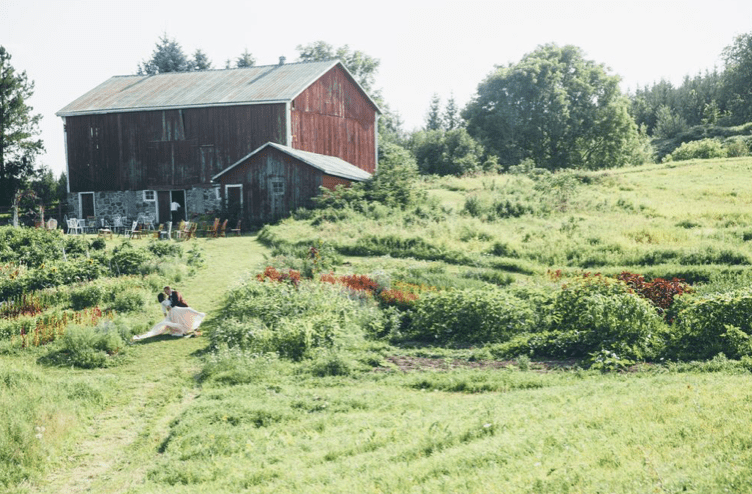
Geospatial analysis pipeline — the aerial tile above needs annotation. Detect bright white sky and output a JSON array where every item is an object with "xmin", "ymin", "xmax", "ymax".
[{"xmin": 1, "ymin": 0, "xmax": 750, "ymax": 178}]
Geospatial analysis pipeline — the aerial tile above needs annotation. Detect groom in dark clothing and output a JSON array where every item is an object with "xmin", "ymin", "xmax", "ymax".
[{"xmin": 164, "ymin": 286, "xmax": 188, "ymax": 308}]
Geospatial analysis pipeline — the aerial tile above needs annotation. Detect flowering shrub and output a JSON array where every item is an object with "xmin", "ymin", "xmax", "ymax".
[{"xmin": 256, "ymin": 266, "xmax": 302, "ymax": 287}]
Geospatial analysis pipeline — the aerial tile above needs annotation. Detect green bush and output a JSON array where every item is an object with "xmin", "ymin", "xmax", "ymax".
[
  {"xmin": 69, "ymin": 283, "xmax": 104, "ymax": 310},
  {"xmin": 664, "ymin": 139, "xmax": 727, "ymax": 162},
  {"xmin": 213, "ymin": 278, "xmax": 370, "ymax": 359},
  {"xmin": 147, "ymin": 240, "xmax": 183, "ymax": 258},
  {"xmin": 110, "ymin": 248, "xmax": 152, "ymax": 275},
  {"xmin": 408, "ymin": 288, "xmax": 537, "ymax": 345},
  {"xmin": 89, "ymin": 238, "xmax": 107, "ymax": 251},
  {"xmin": 110, "ymin": 288, "xmax": 146, "ymax": 313},
  {"xmin": 59, "ymin": 323, "xmax": 126, "ymax": 368},
  {"xmin": 548, "ymin": 276, "xmax": 667, "ymax": 360},
  {"xmin": 669, "ymin": 288, "xmax": 752, "ymax": 360}
]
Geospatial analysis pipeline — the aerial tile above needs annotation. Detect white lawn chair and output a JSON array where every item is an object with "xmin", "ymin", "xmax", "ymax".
[
  {"xmin": 66, "ymin": 218, "xmax": 82, "ymax": 235},
  {"xmin": 113, "ymin": 216, "xmax": 124, "ymax": 235}
]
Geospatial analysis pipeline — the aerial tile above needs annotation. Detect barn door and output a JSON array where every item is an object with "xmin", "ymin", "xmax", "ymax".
[{"xmin": 157, "ymin": 191, "xmax": 171, "ymax": 223}]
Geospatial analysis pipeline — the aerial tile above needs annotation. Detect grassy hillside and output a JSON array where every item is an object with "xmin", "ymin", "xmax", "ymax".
[{"xmin": 5, "ymin": 157, "xmax": 752, "ymax": 493}]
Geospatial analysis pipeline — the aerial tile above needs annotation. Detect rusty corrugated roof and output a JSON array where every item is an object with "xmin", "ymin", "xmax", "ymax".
[
  {"xmin": 213, "ymin": 142, "xmax": 372, "ymax": 182},
  {"xmin": 57, "ymin": 60, "xmax": 377, "ymax": 116}
]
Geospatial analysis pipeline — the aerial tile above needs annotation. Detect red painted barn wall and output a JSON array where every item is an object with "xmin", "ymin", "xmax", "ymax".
[
  {"xmin": 321, "ymin": 175, "xmax": 352, "ymax": 190},
  {"xmin": 66, "ymin": 103, "xmax": 287, "ymax": 192},
  {"xmin": 291, "ymin": 65, "xmax": 377, "ymax": 174}
]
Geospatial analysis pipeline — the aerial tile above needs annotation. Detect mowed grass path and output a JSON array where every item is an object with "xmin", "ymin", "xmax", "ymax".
[{"xmin": 29, "ymin": 235, "xmax": 268, "ymax": 494}]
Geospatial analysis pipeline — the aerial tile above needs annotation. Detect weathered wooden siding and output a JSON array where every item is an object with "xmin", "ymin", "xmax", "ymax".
[
  {"xmin": 217, "ymin": 146, "xmax": 323, "ymax": 223},
  {"xmin": 66, "ymin": 104, "xmax": 287, "ymax": 192},
  {"xmin": 291, "ymin": 65, "xmax": 377, "ymax": 174}
]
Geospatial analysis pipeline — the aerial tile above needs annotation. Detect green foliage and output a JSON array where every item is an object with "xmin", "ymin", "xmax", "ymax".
[
  {"xmin": 0, "ymin": 226, "xmax": 67, "ymax": 267},
  {"xmin": 58, "ymin": 321, "xmax": 127, "ymax": 368},
  {"xmin": 664, "ymin": 138, "xmax": 728, "ymax": 161},
  {"xmin": 69, "ymin": 283, "xmax": 103, "ymax": 310},
  {"xmin": 147, "ymin": 240, "xmax": 183, "ymax": 258},
  {"xmin": 464, "ymin": 43, "xmax": 639, "ymax": 170},
  {"xmin": 89, "ymin": 237, "xmax": 106, "ymax": 251},
  {"xmin": 0, "ymin": 46, "xmax": 44, "ymax": 207},
  {"xmin": 547, "ymin": 276, "xmax": 667, "ymax": 360},
  {"xmin": 137, "ymin": 33, "xmax": 191, "ymax": 75},
  {"xmin": 110, "ymin": 288, "xmax": 146, "ymax": 313},
  {"xmin": 212, "ymin": 278, "xmax": 370, "ymax": 359},
  {"xmin": 110, "ymin": 246, "xmax": 152, "ymax": 275},
  {"xmin": 410, "ymin": 128, "xmax": 497, "ymax": 176},
  {"xmin": 408, "ymin": 288, "xmax": 537, "ymax": 345},
  {"xmin": 669, "ymin": 288, "xmax": 752, "ymax": 360},
  {"xmin": 653, "ymin": 105, "xmax": 689, "ymax": 139},
  {"xmin": 296, "ymin": 40, "xmax": 380, "ymax": 92},
  {"xmin": 722, "ymin": 32, "xmax": 752, "ymax": 124}
]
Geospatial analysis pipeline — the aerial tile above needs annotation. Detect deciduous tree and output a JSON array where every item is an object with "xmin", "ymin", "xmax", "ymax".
[
  {"xmin": 464, "ymin": 44, "xmax": 640, "ymax": 170},
  {"xmin": 296, "ymin": 41, "xmax": 380, "ymax": 92},
  {"xmin": 0, "ymin": 46, "xmax": 44, "ymax": 207}
]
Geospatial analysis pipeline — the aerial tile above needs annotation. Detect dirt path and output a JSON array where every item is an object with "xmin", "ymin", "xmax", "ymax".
[{"xmin": 30, "ymin": 236, "xmax": 268, "ymax": 494}]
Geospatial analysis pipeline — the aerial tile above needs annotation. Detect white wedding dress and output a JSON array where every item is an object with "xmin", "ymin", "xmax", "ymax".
[{"xmin": 133, "ymin": 299, "xmax": 206, "ymax": 340}]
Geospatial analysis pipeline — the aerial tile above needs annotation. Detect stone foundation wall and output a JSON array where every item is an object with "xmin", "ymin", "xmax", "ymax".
[{"xmin": 67, "ymin": 187, "xmax": 221, "ymax": 225}]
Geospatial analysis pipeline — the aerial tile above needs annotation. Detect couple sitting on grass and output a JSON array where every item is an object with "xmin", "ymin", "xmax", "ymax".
[{"xmin": 132, "ymin": 286, "xmax": 205, "ymax": 341}]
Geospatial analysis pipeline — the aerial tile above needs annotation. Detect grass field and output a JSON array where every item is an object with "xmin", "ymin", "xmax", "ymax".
[{"xmin": 5, "ymin": 157, "xmax": 752, "ymax": 493}]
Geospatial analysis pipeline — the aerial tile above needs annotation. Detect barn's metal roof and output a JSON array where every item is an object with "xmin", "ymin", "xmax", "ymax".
[
  {"xmin": 213, "ymin": 142, "xmax": 372, "ymax": 182},
  {"xmin": 57, "ymin": 60, "xmax": 379, "ymax": 117}
]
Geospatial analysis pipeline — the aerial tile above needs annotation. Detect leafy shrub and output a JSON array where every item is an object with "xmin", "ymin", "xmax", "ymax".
[
  {"xmin": 59, "ymin": 322, "xmax": 126, "ymax": 368},
  {"xmin": 668, "ymin": 288, "xmax": 752, "ymax": 360},
  {"xmin": 548, "ymin": 276, "xmax": 667, "ymax": 360},
  {"xmin": 725, "ymin": 139, "xmax": 749, "ymax": 157},
  {"xmin": 408, "ymin": 288, "xmax": 537, "ymax": 345},
  {"xmin": 214, "ymin": 278, "xmax": 369, "ymax": 358},
  {"xmin": 69, "ymin": 284, "xmax": 104, "ymax": 310},
  {"xmin": 664, "ymin": 138, "xmax": 727, "ymax": 162},
  {"xmin": 89, "ymin": 238, "xmax": 107, "ymax": 251},
  {"xmin": 147, "ymin": 240, "xmax": 183, "ymax": 258},
  {"xmin": 110, "ymin": 248, "xmax": 152, "ymax": 275},
  {"xmin": 110, "ymin": 288, "xmax": 146, "ymax": 313}
]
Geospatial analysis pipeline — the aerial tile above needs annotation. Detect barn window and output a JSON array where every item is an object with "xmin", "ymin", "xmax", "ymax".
[
  {"xmin": 272, "ymin": 181, "xmax": 285, "ymax": 195},
  {"xmin": 143, "ymin": 190, "xmax": 156, "ymax": 202}
]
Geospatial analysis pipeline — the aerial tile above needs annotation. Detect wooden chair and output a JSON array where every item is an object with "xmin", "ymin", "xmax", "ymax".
[
  {"xmin": 218, "ymin": 219, "xmax": 228, "ymax": 237},
  {"xmin": 231, "ymin": 219, "xmax": 242, "ymax": 236},
  {"xmin": 187, "ymin": 222, "xmax": 198, "ymax": 239},
  {"xmin": 176, "ymin": 221, "xmax": 191, "ymax": 240},
  {"xmin": 113, "ymin": 216, "xmax": 125, "ymax": 235},
  {"xmin": 204, "ymin": 218, "xmax": 219, "ymax": 237},
  {"xmin": 153, "ymin": 224, "xmax": 164, "ymax": 239},
  {"xmin": 126, "ymin": 220, "xmax": 143, "ymax": 239}
]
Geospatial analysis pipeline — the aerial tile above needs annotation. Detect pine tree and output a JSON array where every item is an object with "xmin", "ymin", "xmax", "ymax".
[
  {"xmin": 443, "ymin": 93, "xmax": 460, "ymax": 130},
  {"xmin": 191, "ymin": 49, "xmax": 212, "ymax": 71},
  {"xmin": 0, "ymin": 46, "xmax": 44, "ymax": 207},
  {"xmin": 425, "ymin": 93, "xmax": 443, "ymax": 131},
  {"xmin": 137, "ymin": 34, "xmax": 190, "ymax": 75},
  {"xmin": 235, "ymin": 49, "xmax": 256, "ymax": 68}
]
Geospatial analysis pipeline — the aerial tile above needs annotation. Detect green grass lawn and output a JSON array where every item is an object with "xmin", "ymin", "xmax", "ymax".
[{"xmin": 8, "ymin": 159, "xmax": 752, "ymax": 493}]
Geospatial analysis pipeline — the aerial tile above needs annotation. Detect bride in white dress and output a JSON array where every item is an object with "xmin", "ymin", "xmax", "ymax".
[{"xmin": 133, "ymin": 293, "xmax": 206, "ymax": 340}]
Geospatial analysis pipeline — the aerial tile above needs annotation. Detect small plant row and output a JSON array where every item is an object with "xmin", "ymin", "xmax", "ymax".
[{"xmin": 4, "ymin": 306, "xmax": 115, "ymax": 348}]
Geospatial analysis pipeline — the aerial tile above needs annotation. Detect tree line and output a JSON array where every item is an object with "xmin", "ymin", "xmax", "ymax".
[{"xmin": 3, "ymin": 32, "xmax": 752, "ymax": 213}]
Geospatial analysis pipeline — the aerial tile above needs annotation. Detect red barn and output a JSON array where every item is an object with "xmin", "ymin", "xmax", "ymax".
[{"xmin": 56, "ymin": 59, "xmax": 379, "ymax": 224}]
